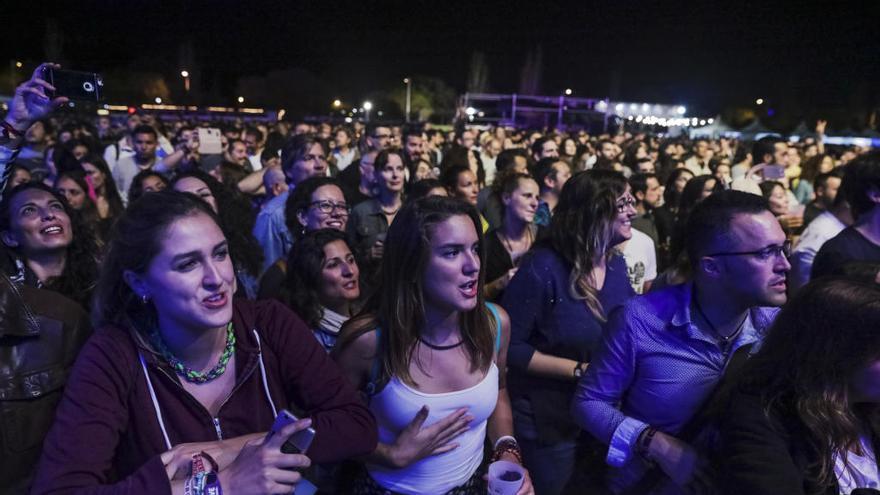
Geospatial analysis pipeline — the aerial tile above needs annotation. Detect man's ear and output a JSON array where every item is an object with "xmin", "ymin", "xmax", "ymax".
[
  {"xmin": 0, "ymin": 230, "xmax": 19, "ymax": 249},
  {"xmin": 867, "ymin": 188, "xmax": 880, "ymax": 205},
  {"xmin": 123, "ymin": 270, "xmax": 148, "ymax": 300},
  {"xmin": 698, "ymin": 256, "xmax": 723, "ymax": 279}
]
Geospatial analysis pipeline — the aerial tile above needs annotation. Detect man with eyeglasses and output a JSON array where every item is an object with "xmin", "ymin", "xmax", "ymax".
[
  {"xmin": 366, "ymin": 125, "xmax": 394, "ymax": 151},
  {"xmin": 253, "ymin": 134, "xmax": 329, "ymax": 273},
  {"xmin": 572, "ymin": 190, "xmax": 788, "ymax": 494}
]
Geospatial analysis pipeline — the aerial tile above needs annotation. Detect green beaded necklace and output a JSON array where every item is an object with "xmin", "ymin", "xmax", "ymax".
[{"xmin": 150, "ymin": 322, "xmax": 236, "ymax": 384}]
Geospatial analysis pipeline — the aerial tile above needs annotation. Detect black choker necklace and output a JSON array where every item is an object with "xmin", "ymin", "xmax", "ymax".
[{"xmin": 419, "ymin": 337, "xmax": 464, "ymax": 351}]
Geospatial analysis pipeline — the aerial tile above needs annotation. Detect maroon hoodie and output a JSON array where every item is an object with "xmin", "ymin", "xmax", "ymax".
[{"xmin": 32, "ymin": 299, "xmax": 377, "ymax": 494}]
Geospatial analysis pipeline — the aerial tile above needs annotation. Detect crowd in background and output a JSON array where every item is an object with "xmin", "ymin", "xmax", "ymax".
[{"xmin": 2, "ymin": 64, "xmax": 880, "ymax": 495}]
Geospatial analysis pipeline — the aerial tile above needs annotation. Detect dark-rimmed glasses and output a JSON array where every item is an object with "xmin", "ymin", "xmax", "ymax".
[
  {"xmin": 706, "ymin": 241, "xmax": 791, "ymax": 261},
  {"xmin": 309, "ymin": 200, "xmax": 350, "ymax": 215}
]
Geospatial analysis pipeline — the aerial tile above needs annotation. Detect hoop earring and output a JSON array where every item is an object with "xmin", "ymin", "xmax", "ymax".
[{"xmin": 141, "ymin": 294, "xmax": 150, "ymax": 304}]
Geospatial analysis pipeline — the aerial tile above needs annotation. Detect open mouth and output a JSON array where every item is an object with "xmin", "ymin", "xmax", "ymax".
[
  {"xmin": 40, "ymin": 225, "xmax": 64, "ymax": 235},
  {"xmin": 343, "ymin": 280, "xmax": 358, "ymax": 290},
  {"xmin": 203, "ymin": 292, "xmax": 228, "ymax": 308},
  {"xmin": 459, "ymin": 279, "xmax": 478, "ymax": 298}
]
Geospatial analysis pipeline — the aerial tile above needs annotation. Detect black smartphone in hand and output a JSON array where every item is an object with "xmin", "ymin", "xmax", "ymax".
[
  {"xmin": 42, "ymin": 67, "xmax": 103, "ymax": 101},
  {"xmin": 267, "ymin": 409, "xmax": 316, "ymax": 455}
]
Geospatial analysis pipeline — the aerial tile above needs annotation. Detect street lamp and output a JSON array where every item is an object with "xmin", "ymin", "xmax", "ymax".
[
  {"xmin": 15, "ymin": 61, "xmax": 23, "ymax": 69},
  {"xmin": 403, "ymin": 77, "xmax": 412, "ymax": 123},
  {"xmin": 363, "ymin": 101, "xmax": 373, "ymax": 121},
  {"xmin": 180, "ymin": 70, "xmax": 191, "ymax": 104},
  {"xmin": 237, "ymin": 96, "xmax": 245, "ymax": 104},
  {"xmin": 332, "ymin": 99, "xmax": 342, "ymax": 108},
  {"xmin": 564, "ymin": 88, "xmax": 572, "ymax": 96},
  {"xmin": 755, "ymin": 98, "xmax": 764, "ymax": 105}
]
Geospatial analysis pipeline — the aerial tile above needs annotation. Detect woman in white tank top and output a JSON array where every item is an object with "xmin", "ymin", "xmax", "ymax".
[{"xmin": 335, "ymin": 196, "xmax": 534, "ymax": 495}]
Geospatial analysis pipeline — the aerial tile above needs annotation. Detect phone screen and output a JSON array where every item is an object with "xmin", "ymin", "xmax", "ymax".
[{"xmin": 45, "ymin": 68, "xmax": 103, "ymax": 101}]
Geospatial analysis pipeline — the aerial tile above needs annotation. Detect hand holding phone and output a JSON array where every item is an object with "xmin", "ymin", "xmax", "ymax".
[
  {"xmin": 266, "ymin": 409, "xmax": 316, "ymax": 455},
  {"xmin": 41, "ymin": 67, "xmax": 103, "ymax": 101}
]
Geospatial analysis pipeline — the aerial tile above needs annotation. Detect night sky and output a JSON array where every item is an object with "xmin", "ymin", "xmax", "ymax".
[{"xmin": 3, "ymin": 1, "xmax": 879, "ymax": 120}]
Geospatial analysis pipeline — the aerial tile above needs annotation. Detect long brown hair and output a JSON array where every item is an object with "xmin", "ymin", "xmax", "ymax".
[
  {"xmin": 548, "ymin": 169, "xmax": 627, "ymax": 320},
  {"xmin": 742, "ymin": 278, "xmax": 880, "ymax": 490},
  {"xmin": 337, "ymin": 196, "xmax": 494, "ymax": 387},
  {"xmin": 92, "ymin": 191, "xmax": 220, "ymax": 334}
]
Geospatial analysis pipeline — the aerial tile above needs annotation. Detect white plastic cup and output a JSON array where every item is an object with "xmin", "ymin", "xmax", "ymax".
[{"xmin": 488, "ymin": 460, "xmax": 525, "ymax": 495}]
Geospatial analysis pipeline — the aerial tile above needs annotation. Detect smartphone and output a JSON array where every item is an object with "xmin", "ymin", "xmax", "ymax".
[
  {"xmin": 42, "ymin": 67, "xmax": 103, "ymax": 101},
  {"xmin": 763, "ymin": 164, "xmax": 785, "ymax": 180},
  {"xmin": 197, "ymin": 128, "xmax": 223, "ymax": 155},
  {"xmin": 267, "ymin": 409, "xmax": 316, "ymax": 455}
]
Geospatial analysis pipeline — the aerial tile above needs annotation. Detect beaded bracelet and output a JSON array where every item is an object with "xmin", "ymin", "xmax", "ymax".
[{"xmin": 491, "ymin": 437, "xmax": 523, "ymax": 465}]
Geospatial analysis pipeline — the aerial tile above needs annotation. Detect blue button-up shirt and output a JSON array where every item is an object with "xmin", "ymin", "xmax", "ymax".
[
  {"xmin": 571, "ymin": 283, "xmax": 778, "ymax": 493},
  {"xmin": 253, "ymin": 189, "xmax": 293, "ymax": 274}
]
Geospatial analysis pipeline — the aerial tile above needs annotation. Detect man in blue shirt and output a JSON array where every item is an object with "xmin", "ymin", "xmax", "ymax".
[
  {"xmin": 253, "ymin": 134, "xmax": 328, "ymax": 273},
  {"xmin": 572, "ymin": 190, "xmax": 790, "ymax": 494}
]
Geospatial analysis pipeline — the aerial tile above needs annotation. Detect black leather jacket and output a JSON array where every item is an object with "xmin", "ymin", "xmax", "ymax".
[{"xmin": 0, "ymin": 272, "xmax": 91, "ymax": 494}]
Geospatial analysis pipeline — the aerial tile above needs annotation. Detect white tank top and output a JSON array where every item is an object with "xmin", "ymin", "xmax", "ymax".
[{"xmin": 367, "ymin": 363, "xmax": 499, "ymax": 494}]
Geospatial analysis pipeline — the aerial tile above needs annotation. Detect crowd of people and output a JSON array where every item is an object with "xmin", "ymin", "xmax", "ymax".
[{"xmin": 2, "ymin": 63, "xmax": 880, "ymax": 495}]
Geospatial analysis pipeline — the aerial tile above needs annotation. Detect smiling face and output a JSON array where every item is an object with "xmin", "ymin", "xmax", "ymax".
[
  {"xmin": 317, "ymin": 239, "xmax": 360, "ymax": 309},
  {"xmin": 298, "ymin": 184, "xmax": 349, "ymax": 232},
  {"xmin": 127, "ymin": 212, "xmax": 235, "ymax": 336},
  {"xmin": 173, "ymin": 177, "xmax": 218, "ymax": 214},
  {"xmin": 612, "ymin": 185, "xmax": 637, "ymax": 244},
  {"xmin": 2, "ymin": 188, "xmax": 73, "ymax": 257},
  {"xmin": 422, "ymin": 214, "xmax": 481, "ymax": 315}
]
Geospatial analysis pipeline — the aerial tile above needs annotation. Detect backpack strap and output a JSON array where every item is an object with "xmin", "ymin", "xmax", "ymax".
[{"xmin": 487, "ymin": 302, "xmax": 502, "ymax": 354}]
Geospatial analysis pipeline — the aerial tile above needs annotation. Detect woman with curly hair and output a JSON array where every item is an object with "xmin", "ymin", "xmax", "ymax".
[
  {"xmin": 0, "ymin": 182, "xmax": 100, "ymax": 308},
  {"xmin": 721, "ymin": 278, "xmax": 880, "ymax": 494},
  {"xmin": 172, "ymin": 170, "xmax": 263, "ymax": 299},
  {"xmin": 283, "ymin": 229, "xmax": 360, "ymax": 352}
]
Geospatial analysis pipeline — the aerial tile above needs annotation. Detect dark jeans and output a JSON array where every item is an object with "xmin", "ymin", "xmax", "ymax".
[{"xmin": 513, "ymin": 398, "xmax": 578, "ymax": 495}]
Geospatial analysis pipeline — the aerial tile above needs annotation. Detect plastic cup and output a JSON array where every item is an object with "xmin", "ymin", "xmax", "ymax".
[{"xmin": 488, "ymin": 460, "xmax": 525, "ymax": 495}]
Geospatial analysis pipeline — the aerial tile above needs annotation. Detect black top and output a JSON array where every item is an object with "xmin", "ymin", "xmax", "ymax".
[
  {"xmin": 483, "ymin": 226, "xmax": 546, "ymax": 302},
  {"xmin": 811, "ymin": 226, "xmax": 880, "ymax": 280},
  {"xmin": 720, "ymin": 384, "xmax": 880, "ymax": 495}
]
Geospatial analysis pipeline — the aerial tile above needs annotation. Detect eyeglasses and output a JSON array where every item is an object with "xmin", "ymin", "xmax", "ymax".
[
  {"xmin": 309, "ymin": 200, "xmax": 350, "ymax": 215},
  {"xmin": 707, "ymin": 241, "xmax": 791, "ymax": 261},
  {"xmin": 373, "ymin": 134, "xmax": 392, "ymax": 140},
  {"xmin": 302, "ymin": 153, "xmax": 327, "ymax": 163},
  {"xmin": 616, "ymin": 196, "xmax": 637, "ymax": 212}
]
